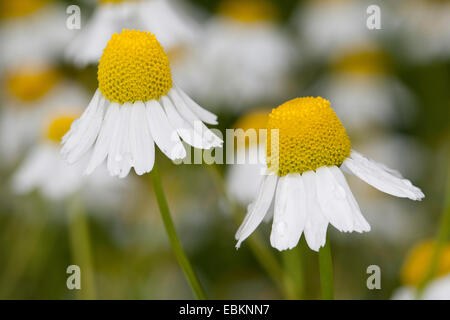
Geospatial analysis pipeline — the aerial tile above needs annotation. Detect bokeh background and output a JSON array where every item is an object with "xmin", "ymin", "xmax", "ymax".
[{"xmin": 0, "ymin": 0, "xmax": 449, "ymax": 299}]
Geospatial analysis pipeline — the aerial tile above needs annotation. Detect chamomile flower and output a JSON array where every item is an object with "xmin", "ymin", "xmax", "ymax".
[
  {"xmin": 392, "ymin": 240, "xmax": 450, "ymax": 300},
  {"xmin": 66, "ymin": 0, "xmax": 198, "ymax": 67},
  {"xmin": 0, "ymin": 0, "xmax": 71, "ymax": 69},
  {"xmin": 61, "ymin": 29, "xmax": 222, "ymax": 178},
  {"xmin": 396, "ymin": 0, "xmax": 450, "ymax": 62},
  {"xmin": 226, "ymin": 109, "xmax": 269, "ymax": 206},
  {"xmin": 0, "ymin": 64, "xmax": 88, "ymax": 164},
  {"xmin": 294, "ymin": 0, "xmax": 391, "ymax": 58},
  {"xmin": 235, "ymin": 97, "xmax": 424, "ymax": 252},
  {"xmin": 174, "ymin": 0, "xmax": 294, "ymax": 108},
  {"xmin": 12, "ymin": 110, "xmax": 124, "ymax": 201},
  {"xmin": 312, "ymin": 47, "xmax": 415, "ymax": 131}
]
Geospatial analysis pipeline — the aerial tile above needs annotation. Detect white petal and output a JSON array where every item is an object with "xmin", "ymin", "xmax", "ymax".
[
  {"xmin": 146, "ymin": 100, "xmax": 186, "ymax": 160},
  {"xmin": 302, "ymin": 170, "xmax": 328, "ymax": 252},
  {"xmin": 107, "ymin": 104, "xmax": 133, "ymax": 178},
  {"xmin": 235, "ymin": 174, "xmax": 278, "ymax": 248},
  {"xmin": 343, "ymin": 150, "xmax": 424, "ymax": 200},
  {"xmin": 329, "ymin": 166, "xmax": 370, "ymax": 233},
  {"xmin": 316, "ymin": 166, "xmax": 355, "ymax": 232},
  {"xmin": 117, "ymin": 104, "xmax": 133, "ymax": 178},
  {"xmin": 161, "ymin": 95, "xmax": 219, "ymax": 149},
  {"xmin": 270, "ymin": 173, "xmax": 307, "ymax": 251},
  {"xmin": 85, "ymin": 102, "xmax": 120, "ymax": 175},
  {"xmin": 175, "ymin": 86, "xmax": 218, "ymax": 125},
  {"xmin": 130, "ymin": 101, "xmax": 155, "ymax": 175},
  {"xmin": 61, "ymin": 89, "xmax": 105, "ymax": 163},
  {"xmin": 168, "ymin": 89, "xmax": 222, "ymax": 149}
]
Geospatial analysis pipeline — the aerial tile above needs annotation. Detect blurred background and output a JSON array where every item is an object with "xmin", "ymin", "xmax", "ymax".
[{"xmin": 0, "ymin": 0, "xmax": 449, "ymax": 299}]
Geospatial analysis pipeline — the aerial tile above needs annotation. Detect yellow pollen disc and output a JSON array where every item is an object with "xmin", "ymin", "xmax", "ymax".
[
  {"xmin": 0, "ymin": 0, "xmax": 49, "ymax": 20},
  {"xmin": 4, "ymin": 66, "xmax": 61, "ymax": 103},
  {"xmin": 45, "ymin": 115, "xmax": 77, "ymax": 143},
  {"xmin": 331, "ymin": 50, "xmax": 389, "ymax": 75},
  {"xmin": 98, "ymin": 29, "xmax": 173, "ymax": 104},
  {"xmin": 233, "ymin": 109, "xmax": 270, "ymax": 149},
  {"xmin": 218, "ymin": 0, "xmax": 277, "ymax": 23},
  {"xmin": 401, "ymin": 240, "xmax": 450, "ymax": 287},
  {"xmin": 267, "ymin": 97, "xmax": 351, "ymax": 176}
]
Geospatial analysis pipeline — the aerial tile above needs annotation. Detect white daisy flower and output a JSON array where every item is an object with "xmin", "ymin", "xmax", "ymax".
[
  {"xmin": 0, "ymin": 0, "xmax": 71, "ymax": 70},
  {"xmin": 226, "ymin": 109, "xmax": 270, "ymax": 206},
  {"xmin": 235, "ymin": 97, "xmax": 424, "ymax": 252},
  {"xmin": 395, "ymin": 0, "xmax": 450, "ymax": 62},
  {"xmin": 294, "ymin": 0, "xmax": 391, "ymax": 58},
  {"xmin": 0, "ymin": 64, "xmax": 88, "ymax": 165},
  {"xmin": 12, "ymin": 111, "xmax": 124, "ymax": 200},
  {"xmin": 66, "ymin": 0, "xmax": 199, "ymax": 67},
  {"xmin": 61, "ymin": 29, "xmax": 222, "ymax": 178},
  {"xmin": 392, "ymin": 240, "xmax": 450, "ymax": 300},
  {"xmin": 311, "ymin": 47, "xmax": 415, "ymax": 131},
  {"xmin": 174, "ymin": 0, "xmax": 295, "ymax": 109}
]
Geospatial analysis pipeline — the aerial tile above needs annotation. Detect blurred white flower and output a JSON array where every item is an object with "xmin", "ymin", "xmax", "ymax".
[
  {"xmin": 66, "ymin": 0, "xmax": 199, "ymax": 67},
  {"xmin": 395, "ymin": 0, "xmax": 450, "ymax": 62},
  {"xmin": 310, "ymin": 47, "xmax": 416, "ymax": 132},
  {"xmin": 0, "ymin": 63, "xmax": 89, "ymax": 165},
  {"xmin": 12, "ymin": 109, "xmax": 126, "ymax": 201},
  {"xmin": 294, "ymin": 0, "xmax": 390, "ymax": 58},
  {"xmin": 392, "ymin": 240, "xmax": 450, "ymax": 300},
  {"xmin": 0, "ymin": 0, "xmax": 71, "ymax": 70},
  {"xmin": 226, "ymin": 109, "xmax": 270, "ymax": 206},
  {"xmin": 174, "ymin": 0, "xmax": 295, "ymax": 110}
]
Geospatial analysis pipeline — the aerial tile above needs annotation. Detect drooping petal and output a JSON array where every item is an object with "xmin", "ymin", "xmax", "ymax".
[
  {"xmin": 343, "ymin": 150, "xmax": 424, "ymax": 200},
  {"xmin": 162, "ymin": 95, "xmax": 220, "ymax": 149},
  {"xmin": 85, "ymin": 102, "xmax": 120, "ymax": 175},
  {"xmin": 62, "ymin": 89, "xmax": 105, "ymax": 163},
  {"xmin": 146, "ymin": 100, "xmax": 186, "ymax": 160},
  {"xmin": 167, "ymin": 89, "xmax": 222, "ymax": 149},
  {"xmin": 270, "ymin": 173, "xmax": 307, "ymax": 251},
  {"xmin": 302, "ymin": 170, "xmax": 329, "ymax": 252},
  {"xmin": 235, "ymin": 174, "xmax": 278, "ymax": 248},
  {"xmin": 175, "ymin": 86, "xmax": 218, "ymax": 125}
]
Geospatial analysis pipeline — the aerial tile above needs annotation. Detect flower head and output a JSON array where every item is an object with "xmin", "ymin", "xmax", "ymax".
[
  {"xmin": 5, "ymin": 65, "xmax": 61, "ymax": 102},
  {"xmin": 98, "ymin": 30, "xmax": 172, "ymax": 104},
  {"xmin": 62, "ymin": 30, "xmax": 222, "ymax": 178},
  {"xmin": 401, "ymin": 240, "xmax": 450, "ymax": 287},
  {"xmin": 267, "ymin": 97, "xmax": 351, "ymax": 176},
  {"xmin": 236, "ymin": 97, "xmax": 424, "ymax": 252}
]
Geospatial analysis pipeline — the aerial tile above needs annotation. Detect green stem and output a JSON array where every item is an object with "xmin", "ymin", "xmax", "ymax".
[
  {"xmin": 318, "ymin": 239, "xmax": 334, "ymax": 300},
  {"xmin": 282, "ymin": 246, "xmax": 304, "ymax": 299},
  {"xmin": 149, "ymin": 165, "xmax": 207, "ymax": 300},
  {"xmin": 68, "ymin": 195, "xmax": 96, "ymax": 300},
  {"xmin": 417, "ymin": 162, "xmax": 450, "ymax": 297}
]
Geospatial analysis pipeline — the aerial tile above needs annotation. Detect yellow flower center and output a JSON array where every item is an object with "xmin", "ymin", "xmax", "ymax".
[
  {"xmin": 267, "ymin": 97, "xmax": 351, "ymax": 176},
  {"xmin": 331, "ymin": 50, "xmax": 389, "ymax": 75},
  {"xmin": 233, "ymin": 109, "xmax": 270, "ymax": 149},
  {"xmin": 45, "ymin": 115, "xmax": 78, "ymax": 143},
  {"xmin": 401, "ymin": 240, "xmax": 450, "ymax": 287},
  {"xmin": 98, "ymin": 29, "xmax": 172, "ymax": 104},
  {"xmin": 218, "ymin": 0, "xmax": 277, "ymax": 23},
  {"xmin": 0, "ymin": 0, "xmax": 49, "ymax": 19},
  {"xmin": 4, "ymin": 66, "xmax": 61, "ymax": 103}
]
